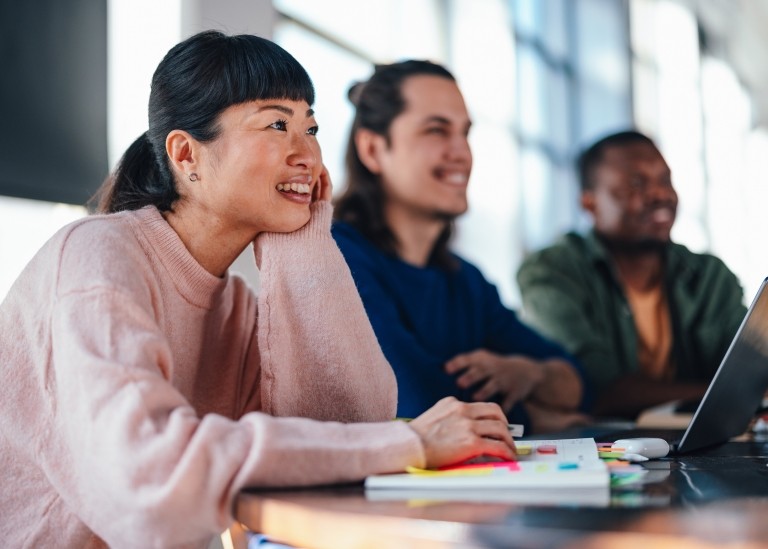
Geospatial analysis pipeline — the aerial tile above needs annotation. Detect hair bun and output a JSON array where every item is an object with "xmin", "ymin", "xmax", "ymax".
[{"xmin": 347, "ymin": 80, "xmax": 366, "ymax": 106}]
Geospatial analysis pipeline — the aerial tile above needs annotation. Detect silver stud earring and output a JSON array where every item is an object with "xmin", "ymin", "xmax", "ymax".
[{"xmin": 189, "ymin": 173, "xmax": 199, "ymax": 182}]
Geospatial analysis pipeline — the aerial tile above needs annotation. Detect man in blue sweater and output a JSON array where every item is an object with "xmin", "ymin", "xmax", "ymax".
[{"xmin": 332, "ymin": 60, "xmax": 589, "ymax": 433}]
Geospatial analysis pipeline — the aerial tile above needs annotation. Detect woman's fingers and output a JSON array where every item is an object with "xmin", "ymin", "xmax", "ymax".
[
  {"xmin": 474, "ymin": 437, "xmax": 517, "ymax": 462},
  {"xmin": 313, "ymin": 166, "xmax": 333, "ymax": 202},
  {"xmin": 473, "ymin": 417, "xmax": 515, "ymax": 446},
  {"xmin": 409, "ymin": 398, "xmax": 516, "ymax": 468},
  {"xmin": 464, "ymin": 400, "xmax": 509, "ymax": 423}
]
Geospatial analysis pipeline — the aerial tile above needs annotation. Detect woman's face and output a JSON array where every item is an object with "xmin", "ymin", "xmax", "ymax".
[{"xmin": 195, "ymin": 99, "xmax": 322, "ymax": 235}]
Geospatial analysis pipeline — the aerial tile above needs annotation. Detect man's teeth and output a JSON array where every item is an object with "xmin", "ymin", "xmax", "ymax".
[
  {"xmin": 443, "ymin": 173, "xmax": 468, "ymax": 185},
  {"xmin": 276, "ymin": 183, "xmax": 311, "ymax": 194}
]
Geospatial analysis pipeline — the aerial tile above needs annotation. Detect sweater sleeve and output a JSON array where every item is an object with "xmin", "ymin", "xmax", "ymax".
[
  {"xmin": 254, "ymin": 201, "xmax": 398, "ymax": 422},
  {"xmin": 333, "ymin": 225, "xmax": 588, "ymax": 418},
  {"xmin": 331, "ymin": 226, "xmax": 474, "ymax": 419},
  {"xmin": 45, "ymin": 287, "xmax": 423, "ymax": 548},
  {"xmin": 480, "ymin": 276, "xmax": 591, "ymax": 411},
  {"xmin": 517, "ymin": 248, "xmax": 622, "ymax": 395},
  {"xmin": 481, "ymin": 270, "xmax": 577, "ymax": 360}
]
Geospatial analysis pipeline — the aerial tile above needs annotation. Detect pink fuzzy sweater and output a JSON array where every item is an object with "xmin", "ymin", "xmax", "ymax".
[{"xmin": 0, "ymin": 202, "xmax": 423, "ymax": 548}]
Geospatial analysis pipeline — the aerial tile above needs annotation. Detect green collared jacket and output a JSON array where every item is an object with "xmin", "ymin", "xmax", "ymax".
[{"xmin": 516, "ymin": 231, "xmax": 747, "ymax": 398}]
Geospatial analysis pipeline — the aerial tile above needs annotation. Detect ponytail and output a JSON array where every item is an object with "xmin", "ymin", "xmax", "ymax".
[{"xmin": 92, "ymin": 132, "xmax": 179, "ymax": 214}]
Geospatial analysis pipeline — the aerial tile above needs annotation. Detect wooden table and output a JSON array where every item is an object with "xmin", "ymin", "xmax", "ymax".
[{"xmin": 236, "ymin": 440, "xmax": 768, "ymax": 548}]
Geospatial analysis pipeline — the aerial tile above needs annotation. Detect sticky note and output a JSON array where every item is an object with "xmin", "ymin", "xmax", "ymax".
[
  {"xmin": 536, "ymin": 444, "xmax": 558, "ymax": 454},
  {"xmin": 405, "ymin": 460, "xmax": 522, "ymax": 477},
  {"xmin": 516, "ymin": 444, "xmax": 533, "ymax": 455},
  {"xmin": 598, "ymin": 452, "xmax": 625, "ymax": 459},
  {"xmin": 405, "ymin": 466, "xmax": 494, "ymax": 477},
  {"xmin": 439, "ymin": 461, "xmax": 520, "ymax": 472}
]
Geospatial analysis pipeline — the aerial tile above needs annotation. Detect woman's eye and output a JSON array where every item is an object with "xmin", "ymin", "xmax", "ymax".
[
  {"xmin": 269, "ymin": 119, "xmax": 288, "ymax": 131},
  {"xmin": 426, "ymin": 127, "xmax": 447, "ymax": 135},
  {"xmin": 307, "ymin": 125, "xmax": 319, "ymax": 136}
]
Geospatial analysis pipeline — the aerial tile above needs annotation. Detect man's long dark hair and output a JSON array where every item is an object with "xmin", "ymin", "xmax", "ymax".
[{"xmin": 333, "ymin": 60, "xmax": 459, "ymax": 269}]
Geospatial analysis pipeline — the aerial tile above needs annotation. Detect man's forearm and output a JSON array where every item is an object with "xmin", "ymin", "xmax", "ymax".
[
  {"xmin": 530, "ymin": 359, "xmax": 583, "ymax": 410},
  {"xmin": 594, "ymin": 374, "xmax": 708, "ymax": 419}
]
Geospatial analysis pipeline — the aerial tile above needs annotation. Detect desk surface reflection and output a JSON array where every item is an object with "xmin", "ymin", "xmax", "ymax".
[{"xmin": 236, "ymin": 440, "xmax": 768, "ymax": 548}]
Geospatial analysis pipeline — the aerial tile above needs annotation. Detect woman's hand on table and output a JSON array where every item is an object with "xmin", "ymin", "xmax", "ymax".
[{"xmin": 408, "ymin": 397, "xmax": 516, "ymax": 468}]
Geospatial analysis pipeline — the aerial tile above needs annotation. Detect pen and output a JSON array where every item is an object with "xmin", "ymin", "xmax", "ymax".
[{"xmin": 396, "ymin": 418, "xmax": 524, "ymax": 438}]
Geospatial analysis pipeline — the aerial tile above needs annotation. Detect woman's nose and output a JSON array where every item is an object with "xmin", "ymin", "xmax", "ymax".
[{"xmin": 288, "ymin": 134, "xmax": 318, "ymax": 169}]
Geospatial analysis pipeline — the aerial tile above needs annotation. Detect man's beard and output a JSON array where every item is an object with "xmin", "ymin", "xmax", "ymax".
[
  {"xmin": 432, "ymin": 211, "xmax": 459, "ymax": 223},
  {"xmin": 597, "ymin": 233, "xmax": 670, "ymax": 255}
]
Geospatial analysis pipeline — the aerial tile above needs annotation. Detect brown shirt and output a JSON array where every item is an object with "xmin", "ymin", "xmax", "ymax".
[{"xmin": 625, "ymin": 283, "xmax": 675, "ymax": 380}]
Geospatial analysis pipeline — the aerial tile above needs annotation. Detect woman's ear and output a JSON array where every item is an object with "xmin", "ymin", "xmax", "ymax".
[
  {"xmin": 166, "ymin": 130, "xmax": 200, "ymax": 181},
  {"xmin": 354, "ymin": 129, "xmax": 386, "ymax": 174}
]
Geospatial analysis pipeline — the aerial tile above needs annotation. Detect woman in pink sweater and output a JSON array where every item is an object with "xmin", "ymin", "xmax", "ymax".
[{"xmin": 0, "ymin": 31, "xmax": 515, "ymax": 548}]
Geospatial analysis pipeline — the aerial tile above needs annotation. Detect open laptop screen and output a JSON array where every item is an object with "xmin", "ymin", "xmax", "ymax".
[{"xmin": 676, "ymin": 278, "xmax": 768, "ymax": 452}]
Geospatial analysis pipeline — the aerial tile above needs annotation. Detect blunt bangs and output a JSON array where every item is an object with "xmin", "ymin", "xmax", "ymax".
[{"xmin": 219, "ymin": 34, "xmax": 314, "ymax": 106}]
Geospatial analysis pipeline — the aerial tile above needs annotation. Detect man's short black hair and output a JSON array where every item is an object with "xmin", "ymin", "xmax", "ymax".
[{"xmin": 577, "ymin": 130, "xmax": 658, "ymax": 191}]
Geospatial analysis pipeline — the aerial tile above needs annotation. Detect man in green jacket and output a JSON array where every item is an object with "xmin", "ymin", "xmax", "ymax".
[{"xmin": 517, "ymin": 130, "xmax": 746, "ymax": 419}]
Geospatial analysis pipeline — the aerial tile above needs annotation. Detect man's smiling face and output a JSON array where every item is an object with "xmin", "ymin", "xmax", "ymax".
[{"xmin": 583, "ymin": 141, "xmax": 678, "ymax": 246}]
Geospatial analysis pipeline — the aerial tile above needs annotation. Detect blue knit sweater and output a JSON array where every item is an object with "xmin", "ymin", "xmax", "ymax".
[{"xmin": 332, "ymin": 221, "xmax": 588, "ymax": 428}]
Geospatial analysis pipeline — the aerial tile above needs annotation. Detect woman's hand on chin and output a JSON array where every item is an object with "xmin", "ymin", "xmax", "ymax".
[{"xmin": 312, "ymin": 166, "xmax": 333, "ymax": 203}]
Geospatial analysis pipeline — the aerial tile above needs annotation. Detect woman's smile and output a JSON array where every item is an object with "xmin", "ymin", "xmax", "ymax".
[{"xmin": 276, "ymin": 173, "xmax": 313, "ymax": 204}]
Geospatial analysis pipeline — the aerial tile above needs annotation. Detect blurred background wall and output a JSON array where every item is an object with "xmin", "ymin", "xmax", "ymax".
[{"xmin": 2, "ymin": 0, "xmax": 768, "ymax": 307}]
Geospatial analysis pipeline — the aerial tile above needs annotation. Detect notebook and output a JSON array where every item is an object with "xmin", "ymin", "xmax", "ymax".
[
  {"xmin": 365, "ymin": 437, "xmax": 610, "ymax": 506},
  {"xmin": 597, "ymin": 277, "xmax": 768, "ymax": 454}
]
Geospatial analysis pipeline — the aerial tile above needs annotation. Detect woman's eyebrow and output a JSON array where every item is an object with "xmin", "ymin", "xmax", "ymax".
[
  {"xmin": 256, "ymin": 104, "xmax": 295, "ymax": 116},
  {"xmin": 255, "ymin": 105, "xmax": 315, "ymax": 118}
]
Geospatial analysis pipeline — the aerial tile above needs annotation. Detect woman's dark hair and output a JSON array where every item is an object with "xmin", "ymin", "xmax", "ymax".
[
  {"xmin": 333, "ymin": 60, "xmax": 458, "ymax": 269},
  {"xmin": 577, "ymin": 130, "xmax": 657, "ymax": 191},
  {"xmin": 92, "ymin": 30, "xmax": 315, "ymax": 213}
]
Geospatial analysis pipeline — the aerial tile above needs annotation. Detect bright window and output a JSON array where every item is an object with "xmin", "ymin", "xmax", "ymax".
[{"xmin": 0, "ymin": 198, "xmax": 86, "ymax": 300}]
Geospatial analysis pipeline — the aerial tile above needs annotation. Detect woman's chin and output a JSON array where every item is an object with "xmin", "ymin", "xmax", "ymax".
[{"xmin": 273, "ymin": 211, "xmax": 312, "ymax": 234}]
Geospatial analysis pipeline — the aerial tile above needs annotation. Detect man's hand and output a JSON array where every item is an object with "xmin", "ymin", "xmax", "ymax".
[{"xmin": 444, "ymin": 350, "xmax": 545, "ymax": 413}]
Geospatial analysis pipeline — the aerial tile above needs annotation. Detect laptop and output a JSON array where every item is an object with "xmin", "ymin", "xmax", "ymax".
[{"xmin": 594, "ymin": 277, "xmax": 768, "ymax": 454}]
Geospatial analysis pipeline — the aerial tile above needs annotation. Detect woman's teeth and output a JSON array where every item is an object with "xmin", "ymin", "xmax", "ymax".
[{"xmin": 276, "ymin": 183, "xmax": 311, "ymax": 194}]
